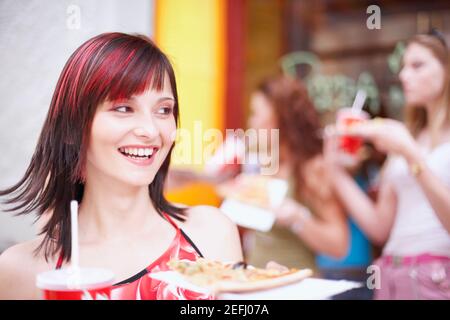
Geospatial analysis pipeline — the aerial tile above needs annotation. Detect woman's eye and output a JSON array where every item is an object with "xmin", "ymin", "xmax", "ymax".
[
  {"xmin": 157, "ymin": 106, "xmax": 173, "ymax": 115},
  {"xmin": 114, "ymin": 106, "xmax": 132, "ymax": 113},
  {"xmin": 412, "ymin": 62, "xmax": 423, "ymax": 69}
]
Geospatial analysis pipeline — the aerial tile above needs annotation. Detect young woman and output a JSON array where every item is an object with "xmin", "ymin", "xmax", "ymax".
[
  {"xmin": 0, "ymin": 33, "xmax": 243, "ymax": 300},
  {"xmin": 326, "ymin": 32, "xmax": 450, "ymax": 299},
  {"xmin": 244, "ymin": 75, "xmax": 349, "ymax": 271}
]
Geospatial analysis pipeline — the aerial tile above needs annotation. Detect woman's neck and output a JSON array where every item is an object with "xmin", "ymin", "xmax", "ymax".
[
  {"xmin": 276, "ymin": 146, "xmax": 294, "ymax": 178},
  {"xmin": 78, "ymin": 173, "xmax": 160, "ymax": 243},
  {"xmin": 423, "ymin": 99, "xmax": 450, "ymax": 144},
  {"xmin": 424, "ymin": 99, "xmax": 440, "ymax": 127}
]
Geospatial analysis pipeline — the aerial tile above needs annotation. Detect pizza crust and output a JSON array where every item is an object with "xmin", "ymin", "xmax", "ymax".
[
  {"xmin": 167, "ymin": 259, "xmax": 313, "ymax": 294},
  {"xmin": 212, "ymin": 268, "xmax": 313, "ymax": 293}
]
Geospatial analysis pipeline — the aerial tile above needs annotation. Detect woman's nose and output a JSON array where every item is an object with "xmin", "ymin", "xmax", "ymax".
[
  {"xmin": 399, "ymin": 66, "xmax": 410, "ymax": 84},
  {"xmin": 133, "ymin": 115, "xmax": 158, "ymax": 139}
]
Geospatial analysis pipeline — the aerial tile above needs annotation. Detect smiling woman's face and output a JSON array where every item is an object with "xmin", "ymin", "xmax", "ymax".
[{"xmin": 85, "ymin": 75, "xmax": 177, "ymax": 187}]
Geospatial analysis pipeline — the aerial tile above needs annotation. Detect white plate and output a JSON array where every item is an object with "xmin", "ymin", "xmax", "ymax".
[
  {"xmin": 219, "ymin": 278, "xmax": 363, "ymax": 300},
  {"xmin": 148, "ymin": 271, "xmax": 362, "ymax": 300},
  {"xmin": 220, "ymin": 199, "xmax": 276, "ymax": 232}
]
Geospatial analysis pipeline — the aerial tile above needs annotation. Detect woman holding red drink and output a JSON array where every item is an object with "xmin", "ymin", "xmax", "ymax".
[
  {"xmin": 0, "ymin": 33, "xmax": 243, "ymax": 299},
  {"xmin": 325, "ymin": 31, "xmax": 450, "ymax": 299}
]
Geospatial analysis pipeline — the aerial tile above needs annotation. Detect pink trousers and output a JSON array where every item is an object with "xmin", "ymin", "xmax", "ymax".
[{"xmin": 374, "ymin": 255, "xmax": 450, "ymax": 300}]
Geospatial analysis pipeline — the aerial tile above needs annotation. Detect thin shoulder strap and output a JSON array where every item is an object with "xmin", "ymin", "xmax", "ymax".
[
  {"xmin": 180, "ymin": 229, "xmax": 204, "ymax": 258},
  {"xmin": 55, "ymin": 251, "xmax": 64, "ymax": 269},
  {"xmin": 162, "ymin": 212, "xmax": 204, "ymax": 258},
  {"xmin": 162, "ymin": 212, "xmax": 180, "ymax": 230}
]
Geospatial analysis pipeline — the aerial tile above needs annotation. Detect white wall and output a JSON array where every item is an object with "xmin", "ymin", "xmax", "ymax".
[{"xmin": 0, "ymin": 0, "xmax": 154, "ymax": 253}]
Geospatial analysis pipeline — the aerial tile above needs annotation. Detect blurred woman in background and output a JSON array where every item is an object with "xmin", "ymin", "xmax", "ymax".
[
  {"xmin": 245, "ymin": 75, "xmax": 349, "ymax": 271},
  {"xmin": 326, "ymin": 31, "xmax": 450, "ymax": 299}
]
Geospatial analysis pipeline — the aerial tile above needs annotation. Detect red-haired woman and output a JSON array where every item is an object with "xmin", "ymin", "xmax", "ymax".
[
  {"xmin": 0, "ymin": 33, "xmax": 243, "ymax": 299},
  {"xmin": 244, "ymin": 75, "xmax": 349, "ymax": 271},
  {"xmin": 326, "ymin": 31, "xmax": 450, "ymax": 299}
]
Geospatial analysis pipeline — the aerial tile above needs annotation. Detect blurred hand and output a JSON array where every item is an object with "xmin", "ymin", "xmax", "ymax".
[
  {"xmin": 339, "ymin": 118, "xmax": 419, "ymax": 158},
  {"xmin": 273, "ymin": 198, "xmax": 311, "ymax": 229},
  {"xmin": 168, "ymin": 164, "xmax": 241, "ymax": 192},
  {"xmin": 265, "ymin": 261, "xmax": 290, "ymax": 272},
  {"xmin": 166, "ymin": 168, "xmax": 201, "ymax": 191},
  {"xmin": 208, "ymin": 163, "xmax": 241, "ymax": 184},
  {"xmin": 323, "ymin": 125, "xmax": 367, "ymax": 176}
]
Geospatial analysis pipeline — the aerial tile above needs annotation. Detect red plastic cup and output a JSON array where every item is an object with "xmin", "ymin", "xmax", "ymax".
[
  {"xmin": 336, "ymin": 108, "xmax": 369, "ymax": 166},
  {"xmin": 36, "ymin": 267, "xmax": 115, "ymax": 300}
]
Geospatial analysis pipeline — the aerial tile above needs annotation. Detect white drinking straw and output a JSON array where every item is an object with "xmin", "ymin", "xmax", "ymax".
[
  {"xmin": 70, "ymin": 200, "xmax": 80, "ymax": 270},
  {"xmin": 351, "ymin": 89, "xmax": 367, "ymax": 113}
]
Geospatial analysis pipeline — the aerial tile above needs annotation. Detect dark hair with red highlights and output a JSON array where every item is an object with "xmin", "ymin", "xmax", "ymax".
[
  {"xmin": 0, "ymin": 32, "xmax": 185, "ymax": 262},
  {"xmin": 257, "ymin": 75, "xmax": 323, "ymax": 189}
]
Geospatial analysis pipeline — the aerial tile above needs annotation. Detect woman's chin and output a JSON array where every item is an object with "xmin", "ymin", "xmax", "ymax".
[
  {"xmin": 405, "ymin": 99, "xmax": 425, "ymax": 109},
  {"xmin": 120, "ymin": 175, "xmax": 156, "ymax": 188}
]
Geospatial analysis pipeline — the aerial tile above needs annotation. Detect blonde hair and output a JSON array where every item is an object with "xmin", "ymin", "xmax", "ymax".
[{"xmin": 405, "ymin": 34, "xmax": 450, "ymax": 146}]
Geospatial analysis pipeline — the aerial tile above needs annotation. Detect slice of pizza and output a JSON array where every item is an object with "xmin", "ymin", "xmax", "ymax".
[
  {"xmin": 167, "ymin": 258, "xmax": 313, "ymax": 293},
  {"xmin": 217, "ymin": 174, "xmax": 273, "ymax": 208}
]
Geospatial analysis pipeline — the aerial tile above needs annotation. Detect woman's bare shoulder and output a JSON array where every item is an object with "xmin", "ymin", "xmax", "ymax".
[
  {"xmin": 0, "ymin": 237, "xmax": 51, "ymax": 299},
  {"xmin": 184, "ymin": 205, "xmax": 235, "ymax": 228},
  {"xmin": 0, "ymin": 238, "xmax": 41, "ymax": 265},
  {"xmin": 179, "ymin": 205, "xmax": 243, "ymax": 262}
]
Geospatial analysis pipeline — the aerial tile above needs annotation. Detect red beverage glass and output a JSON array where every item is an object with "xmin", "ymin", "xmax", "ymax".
[
  {"xmin": 336, "ymin": 108, "xmax": 369, "ymax": 166},
  {"xmin": 36, "ymin": 267, "xmax": 115, "ymax": 300}
]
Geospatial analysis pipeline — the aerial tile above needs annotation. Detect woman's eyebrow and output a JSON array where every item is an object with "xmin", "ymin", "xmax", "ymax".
[
  {"xmin": 155, "ymin": 97, "xmax": 175, "ymax": 103},
  {"xmin": 109, "ymin": 96, "xmax": 175, "ymax": 106},
  {"xmin": 126, "ymin": 96, "xmax": 174, "ymax": 103}
]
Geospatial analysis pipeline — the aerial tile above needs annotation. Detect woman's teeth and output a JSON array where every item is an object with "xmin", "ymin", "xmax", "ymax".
[{"xmin": 118, "ymin": 147, "xmax": 155, "ymax": 159}]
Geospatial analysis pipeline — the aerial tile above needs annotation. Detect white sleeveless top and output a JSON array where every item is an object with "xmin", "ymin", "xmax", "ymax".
[{"xmin": 382, "ymin": 142, "xmax": 450, "ymax": 257}]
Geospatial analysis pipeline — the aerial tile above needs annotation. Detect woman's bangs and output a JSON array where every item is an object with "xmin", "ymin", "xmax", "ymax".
[{"xmin": 97, "ymin": 45, "xmax": 171, "ymax": 103}]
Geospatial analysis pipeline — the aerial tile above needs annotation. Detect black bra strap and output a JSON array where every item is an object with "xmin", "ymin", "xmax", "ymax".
[
  {"xmin": 113, "ymin": 268, "xmax": 149, "ymax": 286},
  {"xmin": 180, "ymin": 229, "xmax": 204, "ymax": 258}
]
